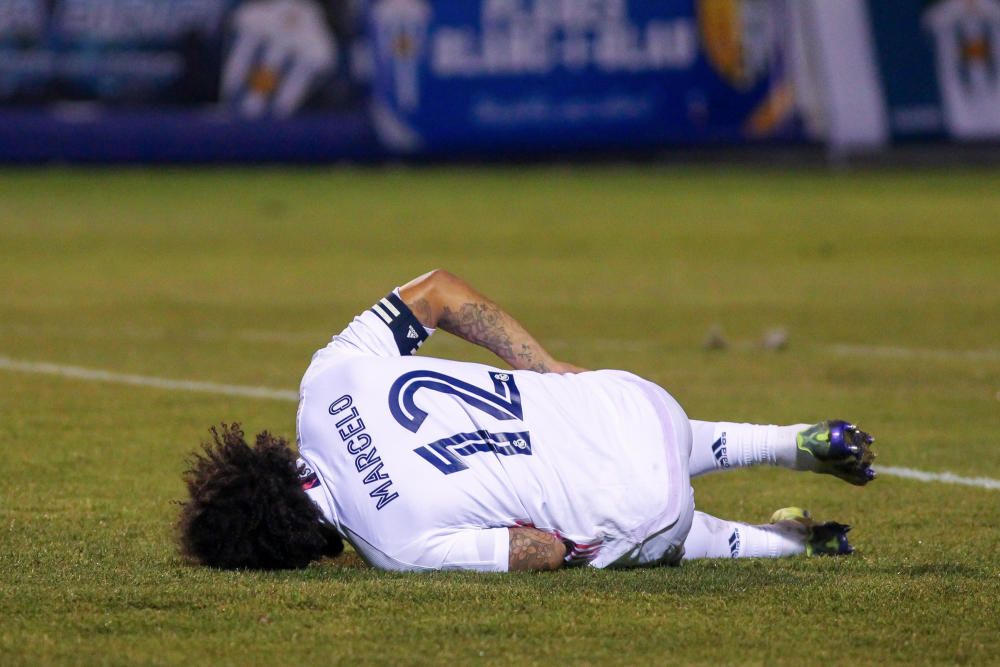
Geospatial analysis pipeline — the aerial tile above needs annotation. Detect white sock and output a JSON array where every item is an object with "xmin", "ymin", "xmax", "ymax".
[
  {"xmin": 681, "ymin": 511, "xmax": 806, "ymax": 560},
  {"xmin": 689, "ymin": 421, "xmax": 811, "ymax": 477}
]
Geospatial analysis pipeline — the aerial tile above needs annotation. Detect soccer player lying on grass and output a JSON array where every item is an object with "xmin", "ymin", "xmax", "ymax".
[{"xmin": 177, "ymin": 270, "xmax": 877, "ymax": 572}]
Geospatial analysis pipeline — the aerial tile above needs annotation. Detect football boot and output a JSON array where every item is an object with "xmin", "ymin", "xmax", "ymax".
[
  {"xmin": 796, "ymin": 420, "xmax": 877, "ymax": 486},
  {"xmin": 770, "ymin": 507, "xmax": 853, "ymax": 556}
]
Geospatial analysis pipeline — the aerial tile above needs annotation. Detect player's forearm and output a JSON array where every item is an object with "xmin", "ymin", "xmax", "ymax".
[
  {"xmin": 398, "ymin": 269, "xmax": 564, "ymax": 372},
  {"xmin": 437, "ymin": 296, "xmax": 558, "ymax": 373}
]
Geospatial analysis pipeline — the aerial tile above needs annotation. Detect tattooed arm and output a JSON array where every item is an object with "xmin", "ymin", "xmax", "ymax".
[
  {"xmin": 398, "ymin": 269, "xmax": 585, "ymax": 373},
  {"xmin": 507, "ymin": 527, "xmax": 566, "ymax": 571}
]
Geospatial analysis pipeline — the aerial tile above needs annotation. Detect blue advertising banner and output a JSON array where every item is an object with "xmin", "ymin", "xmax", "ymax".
[
  {"xmin": 1, "ymin": 0, "xmax": 813, "ymax": 162},
  {"xmin": 368, "ymin": 0, "xmax": 806, "ymax": 154},
  {"xmin": 868, "ymin": 0, "xmax": 1000, "ymax": 141}
]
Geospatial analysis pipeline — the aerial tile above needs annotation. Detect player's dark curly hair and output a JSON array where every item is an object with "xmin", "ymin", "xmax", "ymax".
[{"xmin": 177, "ymin": 423, "xmax": 343, "ymax": 570}]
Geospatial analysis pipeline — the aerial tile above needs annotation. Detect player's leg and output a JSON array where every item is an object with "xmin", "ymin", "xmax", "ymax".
[
  {"xmin": 688, "ymin": 419, "xmax": 876, "ymax": 485},
  {"xmin": 688, "ymin": 420, "xmax": 804, "ymax": 477},
  {"xmin": 680, "ymin": 508, "xmax": 852, "ymax": 560}
]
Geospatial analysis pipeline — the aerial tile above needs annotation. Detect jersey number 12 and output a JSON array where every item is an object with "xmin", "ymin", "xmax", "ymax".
[{"xmin": 388, "ymin": 370, "xmax": 532, "ymax": 475}]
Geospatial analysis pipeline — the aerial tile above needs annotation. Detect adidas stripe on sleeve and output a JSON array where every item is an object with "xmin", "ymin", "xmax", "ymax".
[
  {"xmin": 319, "ymin": 289, "xmax": 433, "ymax": 360},
  {"xmin": 370, "ymin": 291, "xmax": 430, "ymax": 356}
]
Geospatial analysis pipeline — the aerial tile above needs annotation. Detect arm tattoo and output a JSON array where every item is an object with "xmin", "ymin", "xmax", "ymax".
[
  {"xmin": 508, "ymin": 528, "xmax": 565, "ymax": 571},
  {"xmin": 439, "ymin": 301, "xmax": 553, "ymax": 372},
  {"xmin": 516, "ymin": 343, "xmax": 551, "ymax": 373},
  {"xmin": 439, "ymin": 302, "xmax": 516, "ymax": 364}
]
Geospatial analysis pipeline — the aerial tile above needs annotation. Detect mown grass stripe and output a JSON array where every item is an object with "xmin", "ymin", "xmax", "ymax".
[{"xmin": 829, "ymin": 343, "xmax": 1000, "ymax": 363}]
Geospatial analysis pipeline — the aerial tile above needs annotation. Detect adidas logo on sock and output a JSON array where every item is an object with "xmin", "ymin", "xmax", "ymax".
[
  {"xmin": 728, "ymin": 529, "xmax": 741, "ymax": 558},
  {"xmin": 711, "ymin": 434, "xmax": 730, "ymax": 469},
  {"xmin": 406, "ymin": 326, "xmax": 419, "ymax": 339}
]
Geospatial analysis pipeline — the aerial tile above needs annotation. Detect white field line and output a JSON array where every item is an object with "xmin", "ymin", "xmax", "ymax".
[
  {"xmin": 876, "ymin": 466, "xmax": 1000, "ymax": 491},
  {"xmin": 1, "ymin": 355, "xmax": 997, "ymax": 491},
  {"xmin": 0, "ymin": 356, "xmax": 298, "ymax": 402}
]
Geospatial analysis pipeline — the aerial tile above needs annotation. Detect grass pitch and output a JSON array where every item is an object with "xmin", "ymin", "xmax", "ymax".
[{"xmin": 1, "ymin": 166, "xmax": 998, "ymax": 665}]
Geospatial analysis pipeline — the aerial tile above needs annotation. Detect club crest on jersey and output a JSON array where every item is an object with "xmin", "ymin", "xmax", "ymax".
[{"xmin": 298, "ymin": 462, "xmax": 322, "ymax": 491}]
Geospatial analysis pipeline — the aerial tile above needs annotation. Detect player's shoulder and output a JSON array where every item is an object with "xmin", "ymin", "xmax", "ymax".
[{"xmin": 303, "ymin": 341, "xmax": 400, "ymax": 384}]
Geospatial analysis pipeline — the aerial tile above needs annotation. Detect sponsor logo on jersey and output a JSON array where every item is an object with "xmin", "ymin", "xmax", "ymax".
[{"xmin": 728, "ymin": 528, "xmax": 741, "ymax": 558}]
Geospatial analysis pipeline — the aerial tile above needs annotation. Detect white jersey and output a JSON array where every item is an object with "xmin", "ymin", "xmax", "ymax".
[{"xmin": 296, "ymin": 290, "xmax": 691, "ymax": 571}]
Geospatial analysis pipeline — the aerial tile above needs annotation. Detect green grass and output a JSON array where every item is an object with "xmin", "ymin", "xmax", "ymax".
[{"xmin": 1, "ymin": 166, "xmax": 998, "ymax": 665}]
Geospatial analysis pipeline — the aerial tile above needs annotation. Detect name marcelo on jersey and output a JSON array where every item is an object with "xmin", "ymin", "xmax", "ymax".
[{"xmin": 329, "ymin": 394, "xmax": 399, "ymax": 511}]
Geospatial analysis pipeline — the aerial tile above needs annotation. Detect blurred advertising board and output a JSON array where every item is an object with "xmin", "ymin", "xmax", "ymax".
[
  {"xmin": 0, "ymin": 0, "xmax": 378, "ymax": 161},
  {"xmin": 868, "ymin": 0, "xmax": 1000, "ymax": 141},
  {"xmin": 1, "ymin": 0, "xmax": 819, "ymax": 161},
  {"xmin": 369, "ymin": 0, "xmax": 809, "ymax": 154},
  {"xmin": 0, "ymin": 0, "xmax": 374, "ymax": 112}
]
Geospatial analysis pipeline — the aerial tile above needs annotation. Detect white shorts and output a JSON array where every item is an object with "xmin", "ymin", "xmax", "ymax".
[{"xmin": 600, "ymin": 381, "xmax": 695, "ymax": 568}]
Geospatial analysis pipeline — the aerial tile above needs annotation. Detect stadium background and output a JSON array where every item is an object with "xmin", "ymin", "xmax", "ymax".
[{"xmin": 1, "ymin": 0, "xmax": 998, "ymax": 664}]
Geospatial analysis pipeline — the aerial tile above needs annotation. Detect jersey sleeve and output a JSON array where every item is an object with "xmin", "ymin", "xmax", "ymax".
[
  {"xmin": 437, "ymin": 527, "xmax": 510, "ymax": 572},
  {"xmin": 327, "ymin": 289, "xmax": 433, "ymax": 358},
  {"xmin": 336, "ymin": 525, "xmax": 509, "ymax": 573}
]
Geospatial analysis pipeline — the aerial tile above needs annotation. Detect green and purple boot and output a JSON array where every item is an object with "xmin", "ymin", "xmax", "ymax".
[{"xmin": 796, "ymin": 420, "xmax": 877, "ymax": 486}]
